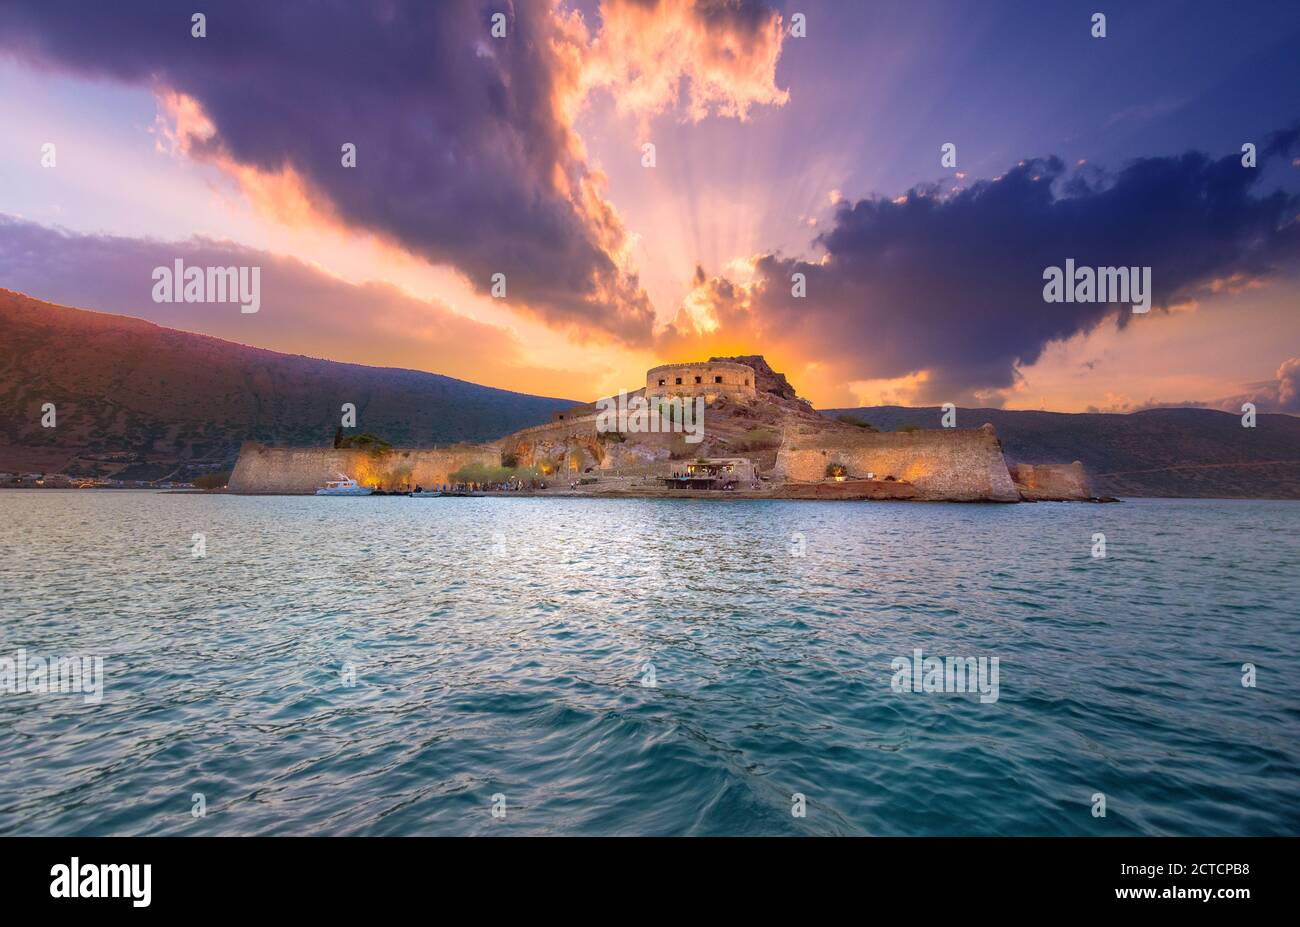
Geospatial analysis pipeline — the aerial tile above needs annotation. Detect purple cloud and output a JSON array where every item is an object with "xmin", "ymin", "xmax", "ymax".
[
  {"xmin": 667, "ymin": 126, "xmax": 1300, "ymax": 402},
  {"xmin": 0, "ymin": 0, "xmax": 656, "ymax": 341},
  {"xmin": 0, "ymin": 213, "xmax": 598, "ymax": 397}
]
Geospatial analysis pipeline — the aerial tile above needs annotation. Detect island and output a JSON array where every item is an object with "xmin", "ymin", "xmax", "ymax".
[{"xmin": 228, "ymin": 356, "xmax": 1103, "ymax": 502}]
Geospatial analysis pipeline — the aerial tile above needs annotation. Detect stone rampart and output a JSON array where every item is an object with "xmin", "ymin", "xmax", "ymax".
[
  {"xmin": 228, "ymin": 442, "xmax": 498, "ymax": 493},
  {"xmin": 1009, "ymin": 462, "xmax": 1093, "ymax": 500},
  {"xmin": 774, "ymin": 424, "xmax": 1020, "ymax": 502}
]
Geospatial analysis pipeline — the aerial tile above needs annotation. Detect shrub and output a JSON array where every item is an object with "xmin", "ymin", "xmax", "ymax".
[
  {"xmin": 668, "ymin": 434, "xmax": 696, "ymax": 460},
  {"xmin": 449, "ymin": 462, "xmax": 545, "ymax": 484},
  {"xmin": 731, "ymin": 427, "xmax": 780, "ymax": 451},
  {"xmin": 837, "ymin": 413, "xmax": 878, "ymax": 431},
  {"xmin": 193, "ymin": 471, "xmax": 230, "ymax": 490},
  {"xmin": 338, "ymin": 433, "xmax": 393, "ymax": 456},
  {"xmin": 897, "ymin": 424, "xmax": 922, "ymax": 433},
  {"xmin": 826, "ymin": 462, "xmax": 847, "ymax": 479}
]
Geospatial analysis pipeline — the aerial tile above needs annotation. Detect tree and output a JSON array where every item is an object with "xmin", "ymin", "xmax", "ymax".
[{"xmin": 337, "ymin": 433, "xmax": 392, "ymax": 455}]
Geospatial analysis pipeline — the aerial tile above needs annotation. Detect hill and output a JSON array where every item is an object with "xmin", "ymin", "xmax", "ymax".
[
  {"xmin": 0, "ymin": 289, "xmax": 575, "ymax": 481},
  {"xmin": 822, "ymin": 405, "xmax": 1300, "ymax": 499},
  {"xmin": 5, "ymin": 288, "xmax": 1297, "ymax": 497}
]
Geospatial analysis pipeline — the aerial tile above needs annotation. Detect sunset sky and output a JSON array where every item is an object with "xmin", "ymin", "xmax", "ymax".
[{"xmin": 1, "ymin": 0, "xmax": 1298, "ymax": 412}]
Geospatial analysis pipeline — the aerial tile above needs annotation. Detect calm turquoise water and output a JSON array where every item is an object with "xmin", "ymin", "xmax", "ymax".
[{"xmin": 1, "ymin": 491, "xmax": 1297, "ymax": 836}]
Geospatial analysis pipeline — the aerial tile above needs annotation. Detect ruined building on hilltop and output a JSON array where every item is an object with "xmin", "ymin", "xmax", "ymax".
[{"xmin": 229, "ymin": 356, "xmax": 1096, "ymax": 501}]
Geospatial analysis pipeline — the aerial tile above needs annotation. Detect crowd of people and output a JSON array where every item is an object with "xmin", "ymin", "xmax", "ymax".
[{"xmin": 410, "ymin": 480, "xmax": 550, "ymax": 494}]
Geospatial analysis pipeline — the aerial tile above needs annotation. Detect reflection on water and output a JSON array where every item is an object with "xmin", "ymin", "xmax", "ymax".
[{"xmin": 1, "ymin": 491, "xmax": 1297, "ymax": 835}]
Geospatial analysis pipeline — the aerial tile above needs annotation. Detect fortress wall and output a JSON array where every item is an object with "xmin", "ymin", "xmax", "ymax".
[
  {"xmin": 228, "ymin": 442, "xmax": 498, "ymax": 493},
  {"xmin": 499, "ymin": 416, "xmax": 605, "ymax": 472},
  {"xmin": 775, "ymin": 424, "xmax": 1020, "ymax": 501},
  {"xmin": 646, "ymin": 362, "xmax": 756, "ymax": 402},
  {"xmin": 500, "ymin": 414, "xmax": 599, "ymax": 445},
  {"xmin": 1009, "ymin": 462, "xmax": 1092, "ymax": 500},
  {"xmin": 498, "ymin": 414, "xmax": 619, "ymax": 475}
]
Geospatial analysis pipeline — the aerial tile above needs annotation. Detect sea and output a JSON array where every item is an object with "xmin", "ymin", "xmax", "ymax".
[{"xmin": 1, "ymin": 491, "xmax": 1296, "ymax": 835}]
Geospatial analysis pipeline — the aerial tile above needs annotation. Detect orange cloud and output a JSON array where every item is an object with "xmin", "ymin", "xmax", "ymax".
[
  {"xmin": 155, "ymin": 90, "xmax": 335, "ymax": 231},
  {"xmin": 580, "ymin": 0, "xmax": 790, "ymax": 122},
  {"xmin": 144, "ymin": 3, "xmax": 790, "ymax": 350}
]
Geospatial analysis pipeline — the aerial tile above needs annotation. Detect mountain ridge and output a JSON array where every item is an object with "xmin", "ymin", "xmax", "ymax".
[
  {"xmin": 822, "ymin": 405, "xmax": 1300, "ymax": 498},
  {"xmin": 0, "ymin": 289, "xmax": 576, "ymax": 480},
  {"xmin": 4, "ymin": 289, "xmax": 1299, "ymax": 497}
]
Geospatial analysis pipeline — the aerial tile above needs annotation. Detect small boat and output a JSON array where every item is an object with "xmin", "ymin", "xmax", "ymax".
[
  {"xmin": 409, "ymin": 490, "xmax": 442, "ymax": 498},
  {"xmin": 315, "ymin": 476, "xmax": 372, "ymax": 496}
]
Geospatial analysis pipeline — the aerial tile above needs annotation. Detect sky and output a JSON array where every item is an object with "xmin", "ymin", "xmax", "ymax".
[{"xmin": 1, "ymin": 0, "xmax": 1298, "ymax": 412}]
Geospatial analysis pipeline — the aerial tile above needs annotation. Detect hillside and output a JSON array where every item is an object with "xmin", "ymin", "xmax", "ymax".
[
  {"xmin": 823, "ymin": 405, "xmax": 1300, "ymax": 499},
  {"xmin": 0, "ymin": 290, "xmax": 575, "ymax": 481},
  {"xmin": 5, "ymin": 287, "xmax": 1297, "ymax": 497}
]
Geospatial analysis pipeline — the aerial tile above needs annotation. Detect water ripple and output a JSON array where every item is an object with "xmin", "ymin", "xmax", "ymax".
[{"xmin": 0, "ymin": 492, "xmax": 1297, "ymax": 835}]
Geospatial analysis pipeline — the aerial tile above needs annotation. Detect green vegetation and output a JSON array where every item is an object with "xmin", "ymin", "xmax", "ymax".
[
  {"xmin": 837, "ymin": 413, "xmax": 878, "ymax": 431},
  {"xmin": 390, "ymin": 464, "xmax": 414, "ymax": 488},
  {"xmin": 192, "ymin": 471, "xmax": 231, "ymax": 490},
  {"xmin": 449, "ymin": 461, "xmax": 546, "ymax": 484},
  {"xmin": 500, "ymin": 451, "xmax": 519, "ymax": 468},
  {"xmin": 732, "ymin": 427, "xmax": 781, "ymax": 451},
  {"xmin": 338, "ymin": 433, "xmax": 393, "ymax": 456},
  {"xmin": 826, "ymin": 462, "xmax": 847, "ymax": 479}
]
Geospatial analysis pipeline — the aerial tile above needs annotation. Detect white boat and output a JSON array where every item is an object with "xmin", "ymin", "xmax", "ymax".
[
  {"xmin": 315, "ymin": 476, "xmax": 372, "ymax": 496},
  {"xmin": 409, "ymin": 490, "xmax": 442, "ymax": 498}
]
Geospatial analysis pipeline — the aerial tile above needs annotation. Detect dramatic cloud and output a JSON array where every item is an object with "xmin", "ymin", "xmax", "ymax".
[
  {"xmin": 0, "ymin": 213, "xmax": 592, "ymax": 397},
  {"xmin": 581, "ymin": 0, "xmax": 789, "ymax": 122},
  {"xmin": 1085, "ymin": 356, "xmax": 1300, "ymax": 416},
  {"xmin": 663, "ymin": 128, "xmax": 1300, "ymax": 404},
  {"xmin": 1234, "ymin": 357, "xmax": 1300, "ymax": 414},
  {"xmin": 0, "ymin": 1, "xmax": 788, "ymax": 344}
]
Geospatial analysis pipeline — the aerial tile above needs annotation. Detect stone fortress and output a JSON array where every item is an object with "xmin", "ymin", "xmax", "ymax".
[
  {"xmin": 229, "ymin": 355, "xmax": 1098, "ymax": 501},
  {"xmin": 645, "ymin": 360, "xmax": 757, "ymax": 403}
]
